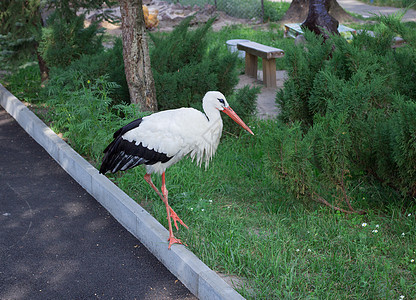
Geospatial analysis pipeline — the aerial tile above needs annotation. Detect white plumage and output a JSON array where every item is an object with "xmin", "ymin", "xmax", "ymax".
[
  {"xmin": 100, "ymin": 91, "xmax": 253, "ymax": 249},
  {"xmin": 123, "ymin": 105, "xmax": 222, "ymax": 174}
]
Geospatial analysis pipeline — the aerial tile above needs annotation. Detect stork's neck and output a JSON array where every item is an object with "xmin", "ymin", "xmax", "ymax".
[{"xmin": 203, "ymin": 102, "xmax": 222, "ymax": 124}]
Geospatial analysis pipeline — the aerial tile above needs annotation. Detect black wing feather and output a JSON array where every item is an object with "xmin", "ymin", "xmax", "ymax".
[{"xmin": 99, "ymin": 118, "xmax": 172, "ymax": 174}]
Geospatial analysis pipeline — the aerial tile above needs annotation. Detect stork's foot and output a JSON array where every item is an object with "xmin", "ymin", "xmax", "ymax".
[
  {"xmin": 169, "ymin": 207, "xmax": 189, "ymax": 231},
  {"xmin": 168, "ymin": 235, "xmax": 187, "ymax": 249}
]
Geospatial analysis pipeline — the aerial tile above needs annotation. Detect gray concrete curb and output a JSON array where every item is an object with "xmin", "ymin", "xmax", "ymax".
[{"xmin": 0, "ymin": 84, "xmax": 245, "ymax": 300}]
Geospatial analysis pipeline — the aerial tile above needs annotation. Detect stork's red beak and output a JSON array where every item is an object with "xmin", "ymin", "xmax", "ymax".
[{"xmin": 222, "ymin": 106, "xmax": 254, "ymax": 135}]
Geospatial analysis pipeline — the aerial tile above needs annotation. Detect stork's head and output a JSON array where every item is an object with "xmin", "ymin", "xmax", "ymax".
[
  {"xmin": 203, "ymin": 91, "xmax": 254, "ymax": 135},
  {"xmin": 203, "ymin": 91, "xmax": 229, "ymax": 111}
]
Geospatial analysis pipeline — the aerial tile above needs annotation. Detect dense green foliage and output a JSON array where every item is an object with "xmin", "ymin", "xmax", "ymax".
[
  {"xmin": 45, "ymin": 74, "xmax": 143, "ymax": 161},
  {"xmin": 39, "ymin": 12, "xmax": 104, "ymax": 69},
  {"xmin": 38, "ymin": 15, "xmax": 258, "ymax": 113},
  {"xmin": 47, "ymin": 38, "xmax": 128, "ymax": 104},
  {"xmin": 0, "ymin": 0, "xmax": 41, "ymax": 67},
  {"xmin": 0, "ymin": 0, "xmax": 115, "ymax": 72},
  {"xmin": 276, "ymin": 17, "xmax": 416, "ymax": 212},
  {"xmin": 150, "ymin": 16, "xmax": 240, "ymax": 110}
]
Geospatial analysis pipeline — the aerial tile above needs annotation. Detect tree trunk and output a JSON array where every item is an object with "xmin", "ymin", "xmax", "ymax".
[
  {"xmin": 119, "ymin": 0, "xmax": 157, "ymax": 112},
  {"xmin": 281, "ymin": 0, "xmax": 356, "ymax": 23},
  {"xmin": 36, "ymin": 5, "xmax": 49, "ymax": 83},
  {"xmin": 301, "ymin": 0, "xmax": 339, "ymax": 39},
  {"xmin": 34, "ymin": 42, "xmax": 50, "ymax": 83}
]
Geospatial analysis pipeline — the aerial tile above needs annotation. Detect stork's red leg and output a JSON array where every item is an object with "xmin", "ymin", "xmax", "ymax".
[
  {"xmin": 143, "ymin": 173, "xmax": 188, "ymax": 230},
  {"xmin": 160, "ymin": 173, "xmax": 189, "ymax": 231},
  {"xmin": 144, "ymin": 173, "xmax": 187, "ymax": 249},
  {"xmin": 169, "ymin": 207, "xmax": 189, "ymax": 230}
]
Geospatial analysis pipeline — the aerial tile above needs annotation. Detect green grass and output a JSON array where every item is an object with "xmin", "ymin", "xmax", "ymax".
[
  {"xmin": 109, "ymin": 120, "xmax": 416, "ymax": 299},
  {"xmin": 2, "ymin": 63, "xmax": 43, "ymax": 103},
  {"xmin": 3, "ymin": 23, "xmax": 416, "ymax": 299}
]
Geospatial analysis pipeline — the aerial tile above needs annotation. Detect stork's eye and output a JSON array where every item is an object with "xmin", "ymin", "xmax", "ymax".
[{"xmin": 218, "ymin": 98, "xmax": 225, "ymax": 105}]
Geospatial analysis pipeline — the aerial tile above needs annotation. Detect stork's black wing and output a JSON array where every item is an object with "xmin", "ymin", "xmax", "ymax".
[{"xmin": 99, "ymin": 118, "xmax": 172, "ymax": 174}]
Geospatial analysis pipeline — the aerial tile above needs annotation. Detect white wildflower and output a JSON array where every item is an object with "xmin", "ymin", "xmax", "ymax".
[{"xmin": 362, "ymin": 223, "xmax": 368, "ymax": 227}]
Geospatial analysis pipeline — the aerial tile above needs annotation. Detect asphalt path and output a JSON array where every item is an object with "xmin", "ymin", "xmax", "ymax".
[
  {"xmin": 272, "ymin": 0, "xmax": 416, "ymax": 21},
  {"xmin": 0, "ymin": 106, "xmax": 196, "ymax": 299},
  {"xmin": 337, "ymin": 0, "xmax": 416, "ymax": 22}
]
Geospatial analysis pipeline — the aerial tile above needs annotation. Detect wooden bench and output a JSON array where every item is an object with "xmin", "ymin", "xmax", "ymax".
[
  {"xmin": 284, "ymin": 23, "xmax": 357, "ymax": 40},
  {"xmin": 237, "ymin": 41, "xmax": 285, "ymax": 88}
]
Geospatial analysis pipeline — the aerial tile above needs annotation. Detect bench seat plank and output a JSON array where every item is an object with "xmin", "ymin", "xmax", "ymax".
[{"xmin": 237, "ymin": 41, "xmax": 284, "ymax": 60}]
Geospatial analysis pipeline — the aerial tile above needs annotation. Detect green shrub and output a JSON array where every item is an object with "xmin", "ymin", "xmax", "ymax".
[
  {"xmin": 150, "ymin": 16, "xmax": 240, "ymax": 110},
  {"xmin": 262, "ymin": 120, "xmax": 315, "ymax": 200},
  {"xmin": 277, "ymin": 31, "xmax": 333, "ymax": 128},
  {"xmin": 39, "ymin": 12, "xmax": 104, "ymax": 69},
  {"xmin": 274, "ymin": 16, "xmax": 416, "ymax": 211},
  {"xmin": 45, "ymin": 73, "xmax": 142, "ymax": 161},
  {"xmin": 47, "ymin": 38, "xmax": 128, "ymax": 105},
  {"xmin": 378, "ymin": 95, "xmax": 416, "ymax": 195}
]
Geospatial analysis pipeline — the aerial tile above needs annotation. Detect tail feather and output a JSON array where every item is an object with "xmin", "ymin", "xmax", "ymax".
[{"xmin": 100, "ymin": 118, "xmax": 143, "ymax": 174}]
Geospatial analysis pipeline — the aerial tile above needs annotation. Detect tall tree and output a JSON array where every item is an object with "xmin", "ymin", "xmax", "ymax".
[
  {"xmin": 281, "ymin": 0, "xmax": 356, "ymax": 23},
  {"xmin": 119, "ymin": 0, "xmax": 157, "ymax": 112}
]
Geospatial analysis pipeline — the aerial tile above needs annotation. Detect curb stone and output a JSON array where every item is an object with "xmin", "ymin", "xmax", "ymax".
[{"xmin": 0, "ymin": 84, "xmax": 245, "ymax": 300}]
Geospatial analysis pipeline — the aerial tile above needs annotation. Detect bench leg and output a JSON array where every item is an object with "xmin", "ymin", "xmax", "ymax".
[
  {"xmin": 262, "ymin": 58, "xmax": 276, "ymax": 88},
  {"xmin": 245, "ymin": 53, "xmax": 258, "ymax": 79}
]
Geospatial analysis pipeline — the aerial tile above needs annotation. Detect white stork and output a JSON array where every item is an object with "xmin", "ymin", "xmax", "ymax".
[{"xmin": 99, "ymin": 91, "xmax": 254, "ymax": 249}]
